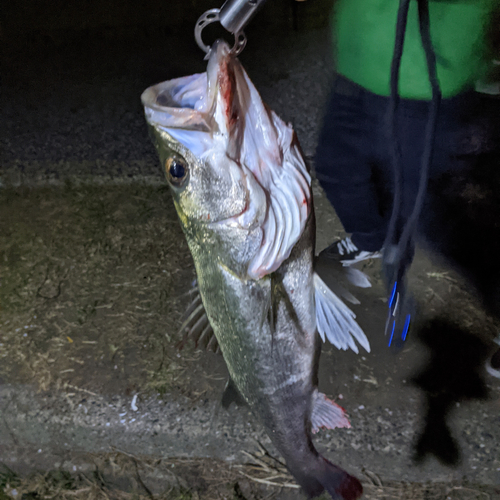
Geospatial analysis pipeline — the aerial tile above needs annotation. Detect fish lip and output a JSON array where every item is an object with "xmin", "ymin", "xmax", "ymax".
[
  {"xmin": 141, "ymin": 75, "xmax": 213, "ymax": 133},
  {"xmin": 141, "ymin": 41, "xmax": 231, "ymax": 133}
]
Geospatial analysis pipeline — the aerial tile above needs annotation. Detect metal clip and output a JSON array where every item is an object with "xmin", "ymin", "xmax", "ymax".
[
  {"xmin": 219, "ymin": 0, "xmax": 268, "ymax": 34},
  {"xmin": 194, "ymin": 8, "xmax": 247, "ymax": 57}
]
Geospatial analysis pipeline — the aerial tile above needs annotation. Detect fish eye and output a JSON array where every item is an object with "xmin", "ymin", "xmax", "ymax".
[{"xmin": 165, "ymin": 156, "xmax": 189, "ymax": 186}]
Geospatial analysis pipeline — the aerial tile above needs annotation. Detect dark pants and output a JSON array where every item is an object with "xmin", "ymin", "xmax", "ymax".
[
  {"xmin": 315, "ymin": 74, "xmax": 495, "ymax": 252},
  {"xmin": 315, "ymin": 74, "xmax": 500, "ymax": 316}
]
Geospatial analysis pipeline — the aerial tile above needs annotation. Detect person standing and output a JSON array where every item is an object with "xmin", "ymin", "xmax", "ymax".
[
  {"xmin": 315, "ymin": 0, "xmax": 499, "ymax": 265},
  {"xmin": 315, "ymin": 0, "xmax": 500, "ymax": 375}
]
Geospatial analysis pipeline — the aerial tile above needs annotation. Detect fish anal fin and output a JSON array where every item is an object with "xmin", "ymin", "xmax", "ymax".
[
  {"xmin": 311, "ymin": 390, "xmax": 350, "ymax": 434},
  {"xmin": 221, "ymin": 378, "xmax": 247, "ymax": 409}
]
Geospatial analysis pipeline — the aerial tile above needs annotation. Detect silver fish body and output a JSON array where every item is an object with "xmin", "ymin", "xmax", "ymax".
[{"xmin": 142, "ymin": 40, "xmax": 364, "ymax": 500}]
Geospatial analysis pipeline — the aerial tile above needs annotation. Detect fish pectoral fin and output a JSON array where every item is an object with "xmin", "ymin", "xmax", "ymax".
[
  {"xmin": 221, "ymin": 378, "xmax": 247, "ymax": 409},
  {"xmin": 176, "ymin": 284, "xmax": 219, "ymax": 354},
  {"xmin": 311, "ymin": 390, "xmax": 350, "ymax": 434},
  {"xmin": 313, "ymin": 272, "xmax": 370, "ymax": 354}
]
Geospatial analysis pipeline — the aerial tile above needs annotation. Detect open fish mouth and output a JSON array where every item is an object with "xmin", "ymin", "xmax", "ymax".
[{"xmin": 141, "ymin": 73, "xmax": 212, "ymax": 134}]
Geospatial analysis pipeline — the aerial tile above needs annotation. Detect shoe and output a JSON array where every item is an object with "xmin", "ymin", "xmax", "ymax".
[
  {"xmin": 486, "ymin": 336, "xmax": 500, "ymax": 379},
  {"xmin": 323, "ymin": 236, "xmax": 382, "ymax": 266}
]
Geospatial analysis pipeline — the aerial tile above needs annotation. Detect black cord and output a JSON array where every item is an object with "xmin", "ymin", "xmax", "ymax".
[
  {"xmin": 383, "ymin": 0, "xmax": 442, "ymax": 342},
  {"xmin": 384, "ymin": 0, "xmax": 412, "ymax": 264},
  {"xmin": 398, "ymin": 0, "xmax": 441, "ymax": 258}
]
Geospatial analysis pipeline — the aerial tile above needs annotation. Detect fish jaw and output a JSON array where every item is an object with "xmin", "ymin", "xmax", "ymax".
[{"xmin": 141, "ymin": 73, "xmax": 212, "ymax": 134}]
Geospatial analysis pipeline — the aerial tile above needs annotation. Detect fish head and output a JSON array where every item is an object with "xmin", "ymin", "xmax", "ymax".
[
  {"xmin": 142, "ymin": 40, "xmax": 311, "ymax": 279},
  {"xmin": 145, "ymin": 120, "xmax": 252, "ymax": 228}
]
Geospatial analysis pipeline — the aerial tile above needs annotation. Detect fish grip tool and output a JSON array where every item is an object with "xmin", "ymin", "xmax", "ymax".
[
  {"xmin": 383, "ymin": 0, "xmax": 441, "ymax": 349},
  {"xmin": 384, "ymin": 245, "xmax": 414, "ymax": 350},
  {"xmin": 195, "ymin": 0, "xmax": 270, "ymax": 57}
]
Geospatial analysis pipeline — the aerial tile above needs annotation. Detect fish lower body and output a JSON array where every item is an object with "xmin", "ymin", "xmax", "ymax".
[{"xmin": 191, "ymin": 216, "xmax": 362, "ymax": 499}]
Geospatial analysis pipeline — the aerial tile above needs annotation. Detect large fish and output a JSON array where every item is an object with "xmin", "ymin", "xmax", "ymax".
[{"xmin": 141, "ymin": 40, "xmax": 368, "ymax": 500}]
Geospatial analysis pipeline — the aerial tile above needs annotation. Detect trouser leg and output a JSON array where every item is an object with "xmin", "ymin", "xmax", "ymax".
[{"xmin": 315, "ymin": 78, "xmax": 387, "ymax": 252}]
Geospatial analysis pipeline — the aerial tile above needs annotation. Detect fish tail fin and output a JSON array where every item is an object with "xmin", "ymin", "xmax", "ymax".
[
  {"xmin": 288, "ymin": 459, "xmax": 362, "ymax": 500},
  {"xmin": 318, "ymin": 458, "xmax": 363, "ymax": 500},
  {"xmin": 286, "ymin": 467, "xmax": 324, "ymax": 499}
]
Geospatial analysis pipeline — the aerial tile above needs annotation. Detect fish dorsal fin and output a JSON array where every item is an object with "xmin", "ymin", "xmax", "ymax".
[
  {"xmin": 176, "ymin": 284, "xmax": 219, "ymax": 353},
  {"xmin": 313, "ymin": 273, "xmax": 370, "ymax": 354},
  {"xmin": 311, "ymin": 389, "xmax": 350, "ymax": 433},
  {"xmin": 314, "ymin": 250, "xmax": 371, "ymax": 304}
]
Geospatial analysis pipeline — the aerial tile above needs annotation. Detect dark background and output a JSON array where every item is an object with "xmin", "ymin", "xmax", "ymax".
[{"xmin": 0, "ymin": 0, "xmax": 335, "ymax": 185}]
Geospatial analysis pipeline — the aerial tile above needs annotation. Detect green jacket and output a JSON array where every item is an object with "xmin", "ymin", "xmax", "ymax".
[{"xmin": 334, "ymin": 0, "xmax": 497, "ymax": 99}]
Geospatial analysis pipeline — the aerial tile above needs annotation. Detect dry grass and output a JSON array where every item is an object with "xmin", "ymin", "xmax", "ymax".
[
  {"xmin": 2, "ymin": 183, "xmax": 496, "ymax": 396},
  {"xmin": 360, "ymin": 470, "xmax": 495, "ymax": 500},
  {"xmin": 2, "ymin": 452, "xmax": 498, "ymax": 500},
  {"xmin": 234, "ymin": 441, "xmax": 300, "ymax": 490},
  {"xmin": 0, "ymin": 184, "xmax": 196, "ymax": 395}
]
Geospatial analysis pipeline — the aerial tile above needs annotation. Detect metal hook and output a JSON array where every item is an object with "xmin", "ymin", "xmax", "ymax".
[{"xmin": 194, "ymin": 8, "xmax": 247, "ymax": 57}]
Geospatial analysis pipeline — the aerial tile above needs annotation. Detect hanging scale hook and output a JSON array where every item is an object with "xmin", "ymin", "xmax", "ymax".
[
  {"xmin": 195, "ymin": 0, "xmax": 269, "ymax": 57},
  {"xmin": 194, "ymin": 8, "xmax": 247, "ymax": 57}
]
